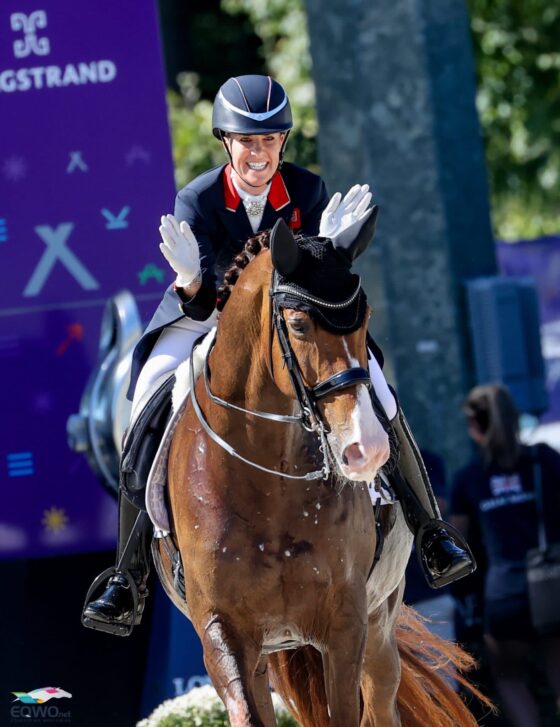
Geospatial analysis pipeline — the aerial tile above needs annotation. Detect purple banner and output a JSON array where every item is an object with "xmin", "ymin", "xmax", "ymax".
[
  {"xmin": 498, "ymin": 236, "xmax": 560, "ymax": 425},
  {"xmin": 0, "ymin": 1, "xmax": 175, "ymax": 558}
]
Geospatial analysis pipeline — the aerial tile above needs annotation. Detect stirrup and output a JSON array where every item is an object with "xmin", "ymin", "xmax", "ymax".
[
  {"xmin": 81, "ymin": 567, "xmax": 140, "ymax": 637},
  {"xmin": 416, "ymin": 520, "xmax": 476, "ymax": 589}
]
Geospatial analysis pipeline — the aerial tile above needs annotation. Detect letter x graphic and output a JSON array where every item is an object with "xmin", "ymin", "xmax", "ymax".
[{"xmin": 23, "ymin": 223, "xmax": 99, "ymax": 297}]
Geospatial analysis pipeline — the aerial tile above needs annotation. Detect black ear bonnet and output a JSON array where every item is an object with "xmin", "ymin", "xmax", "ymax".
[{"xmin": 270, "ymin": 219, "xmax": 367, "ymax": 334}]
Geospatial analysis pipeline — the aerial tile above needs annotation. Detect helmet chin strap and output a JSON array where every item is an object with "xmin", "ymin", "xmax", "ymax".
[{"xmin": 220, "ymin": 131, "xmax": 290, "ymax": 189}]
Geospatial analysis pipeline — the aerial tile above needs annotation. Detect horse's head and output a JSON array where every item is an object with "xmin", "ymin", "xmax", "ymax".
[
  {"xmin": 215, "ymin": 218, "xmax": 390, "ymax": 484},
  {"xmin": 268, "ymin": 220, "xmax": 390, "ymax": 483}
]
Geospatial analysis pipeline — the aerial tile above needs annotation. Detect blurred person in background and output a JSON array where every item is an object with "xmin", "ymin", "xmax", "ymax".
[{"xmin": 450, "ymin": 383, "xmax": 560, "ymax": 727}]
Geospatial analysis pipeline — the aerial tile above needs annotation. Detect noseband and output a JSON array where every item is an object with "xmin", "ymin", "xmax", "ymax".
[{"xmin": 189, "ymin": 270, "xmax": 371, "ymax": 481}]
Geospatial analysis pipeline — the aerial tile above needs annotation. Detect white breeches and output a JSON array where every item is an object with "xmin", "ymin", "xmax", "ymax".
[
  {"xmin": 131, "ymin": 312, "xmax": 397, "ymax": 422},
  {"xmin": 368, "ymin": 350, "xmax": 398, "ymax": 420},
  {"xmin": 131, "ymin": 311, "xmax": 219, "ymax": 418}
]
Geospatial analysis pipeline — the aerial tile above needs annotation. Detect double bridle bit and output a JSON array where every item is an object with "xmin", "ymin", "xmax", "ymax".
[{"xmin": 189, "ymin": 272, "xmax": 371, "ymax": 481}]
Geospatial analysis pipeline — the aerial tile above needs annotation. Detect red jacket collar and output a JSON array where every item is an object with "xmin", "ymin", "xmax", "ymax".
[{"xmin": 223, "ymin": 164, "xmax": 291, "ymax": 212}]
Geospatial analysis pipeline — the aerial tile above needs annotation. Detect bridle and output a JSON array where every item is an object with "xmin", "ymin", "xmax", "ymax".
[{"xmin": 190, "ymin": 269, "xmax": 372, "ymax": 481}]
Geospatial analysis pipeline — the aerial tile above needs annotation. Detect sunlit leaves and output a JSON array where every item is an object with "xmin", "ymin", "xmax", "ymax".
[{"xmin": 469, "ymin": 0, "xmax": 560, "ymax": 238}]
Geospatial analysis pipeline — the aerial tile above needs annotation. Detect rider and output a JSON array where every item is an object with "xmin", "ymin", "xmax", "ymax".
[{"xmin": 83, "ymin": 74, "xmax": 474, "ymax": 635}]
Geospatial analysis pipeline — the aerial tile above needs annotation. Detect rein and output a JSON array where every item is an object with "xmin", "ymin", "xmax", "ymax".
[{"xmin": 189, "ymin": 269, "xmax": 371, "ymax": 481}]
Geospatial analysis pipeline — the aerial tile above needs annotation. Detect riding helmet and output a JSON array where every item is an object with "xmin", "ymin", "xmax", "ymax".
[{"xmin": 212, "ymin": 75, "xmax": 293, "ymax": 139}]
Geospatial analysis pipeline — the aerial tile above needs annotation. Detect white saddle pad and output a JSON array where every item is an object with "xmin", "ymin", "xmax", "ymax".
[{"xmin": 145, "ymin": 328, "xmax": 216, "ymax": 533}]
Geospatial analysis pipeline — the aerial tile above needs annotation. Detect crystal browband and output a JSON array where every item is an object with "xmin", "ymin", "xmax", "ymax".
[{"xmin": 273, "ymin": 279, "xmax": 362, "ymax": 309}]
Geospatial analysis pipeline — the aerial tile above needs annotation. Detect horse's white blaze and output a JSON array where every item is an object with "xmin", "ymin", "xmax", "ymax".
[
  {"xmin": 354, "ymin": 385, "xmax": 382, "ymax": 443},
  {"xmin": 342, "ymin": 338, "xmax": 359, "ymax": 369},
  {"xmin": 328, "ymin": 338, "xmax": 390, "ymax": 481},
  {"xmin": 342, "ymin": 385, "xmax": 389, "ymax": 479}
]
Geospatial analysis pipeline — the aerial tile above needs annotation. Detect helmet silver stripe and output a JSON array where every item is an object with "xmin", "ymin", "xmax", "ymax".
[{"xmin": 217, "ymin": 90, "xmax": 288, "ymax": 122}]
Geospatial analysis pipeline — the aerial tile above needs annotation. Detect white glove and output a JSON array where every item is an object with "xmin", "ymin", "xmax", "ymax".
[
  {"xmin": 319, "ymin": 184, "xmax": 374, "ymax": 251},
  {"xmin": 159, "ymin": 214, "xmax": 201, "ymax": 288}
]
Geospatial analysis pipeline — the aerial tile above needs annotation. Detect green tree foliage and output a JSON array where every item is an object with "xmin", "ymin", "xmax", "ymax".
[
  {"xmin": 221, "ymin": 0, "xmax": 319, "ymax": 170},
  {"xmin": 168, "ymin": 76, "xmax": 224, "ymax": 190},
  {"xmin": 186, "ymin": 0, "xmax": 265, "ymax": 99},
  {"xmin": 468, "ymin": 0, "xmax": 560, "ymax": 239}
]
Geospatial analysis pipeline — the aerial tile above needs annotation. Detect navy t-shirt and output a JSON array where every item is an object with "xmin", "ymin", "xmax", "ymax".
[{"xmin": 450, "ymin": 443, "xmax": 560, "ymax": 599}]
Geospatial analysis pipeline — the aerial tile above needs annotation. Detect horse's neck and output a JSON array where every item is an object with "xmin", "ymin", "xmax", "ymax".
[
  {"xmin": 206, "ymin": 270, "xmax": 315, "ymax": 473},
  {"xmin": 208, "ymin": 314, "xmax": 320, "ymax": 471},
  {"xmin": 209, "ymin": 327, "xmax": 295, "ymax": 418}
]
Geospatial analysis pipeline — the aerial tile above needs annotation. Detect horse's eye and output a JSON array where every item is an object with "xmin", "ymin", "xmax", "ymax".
[{"xmin": 288, "ymin": 318, "xmax": 310, "ymax": 336}]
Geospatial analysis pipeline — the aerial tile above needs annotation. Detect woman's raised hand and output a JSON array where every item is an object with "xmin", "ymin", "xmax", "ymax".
[
  {"xmin": 159, "ymin": 214, "xmax": 201, "ymax": 288},
  {"xmin": 319, "ymin": 184, "xmax": 375, "ymax": 251}
]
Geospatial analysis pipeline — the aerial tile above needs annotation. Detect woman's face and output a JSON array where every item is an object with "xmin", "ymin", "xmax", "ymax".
[{"xmin": 226, "ymin": 132, "xmax": 285, "ymax": 194}]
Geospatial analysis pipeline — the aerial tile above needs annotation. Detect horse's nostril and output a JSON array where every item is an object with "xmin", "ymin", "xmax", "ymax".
[
  {"xmin": 342, "ymin": 437, "xmax": 390, "ymax": 475},
  {"xmin": 343, "ymin": 443, "xmax": 364, "ymax": 467}
]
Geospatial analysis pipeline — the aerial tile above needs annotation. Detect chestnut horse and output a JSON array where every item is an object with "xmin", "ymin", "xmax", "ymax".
[{"xmin": 154, "ymin": 222, "xmax": 485, "ymax": 726}]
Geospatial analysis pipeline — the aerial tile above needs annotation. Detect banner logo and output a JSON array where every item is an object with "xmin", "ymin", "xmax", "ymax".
[
  {"xmin": 12, "ymin": 687, "xmax": 71, "ymax": 704},
  {"xmin": 10, "ymin": 11, "xmax": 50, "ymax": 59},
  {"xmin": 2, "ymin": 10, "xmax": 117, "ymax": 94},
  {"xmin": 10, "ymin": 687, "xmax": 71, "ymax": 723}
]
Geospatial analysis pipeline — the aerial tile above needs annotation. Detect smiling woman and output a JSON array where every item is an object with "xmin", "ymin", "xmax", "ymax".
[{"xmin": 223, "ymin": 132, "xmax": 286, "ymax": 194}]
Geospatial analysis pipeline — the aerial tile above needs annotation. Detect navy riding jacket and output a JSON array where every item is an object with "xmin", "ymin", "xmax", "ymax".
[{"xmin": 127, "ymin": 162, "xmax": 329, "ymax": 400}]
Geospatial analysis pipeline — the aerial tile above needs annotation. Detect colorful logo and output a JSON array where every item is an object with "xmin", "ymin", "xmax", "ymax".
[
  {"xmin": 489, "ymin": 473, "xmax": 523, "ymax": 497},
  {"xmin": 12, "ymin": 687, "xmax": 72, "ymax": 704}
]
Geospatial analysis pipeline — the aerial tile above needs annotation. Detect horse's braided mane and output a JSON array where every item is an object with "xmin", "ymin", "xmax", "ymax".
[
  {"xmin": 216, "ymin": 230, "xmax": 330, "ymax": 312},
  {"xmin": 216, "ymin": 231, "xmax": 270, "ymax": 312}
]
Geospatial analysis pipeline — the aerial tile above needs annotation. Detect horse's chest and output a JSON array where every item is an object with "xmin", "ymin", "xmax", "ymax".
[
  {"xmin": 211, "ymin": 501, "xmax": 369, "ymax": 566},
  {"xmin": 197, "ymin": 512, "xmax": 370, "ymax": 609}
]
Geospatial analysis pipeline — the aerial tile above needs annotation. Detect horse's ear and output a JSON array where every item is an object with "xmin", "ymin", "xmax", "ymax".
[
  {"xmin": 335, "ymin": 205, "xmax": 379, "ymax": 264},
  {"xmin": 270, "ymin": 218, "xmax": 302, "ymax": 276}
]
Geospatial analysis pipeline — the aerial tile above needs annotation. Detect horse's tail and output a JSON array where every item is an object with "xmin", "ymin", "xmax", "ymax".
[
  {"xmin": 268, "ymin": 647, "xmax": 330, "ymax": 727},
  {"xmin": 389, "ymin": 604, "xmax": 493, "ymax": 727},
  {"xmin": 269, "ymin": 605, "xmax": 493, "ymax": 727}
]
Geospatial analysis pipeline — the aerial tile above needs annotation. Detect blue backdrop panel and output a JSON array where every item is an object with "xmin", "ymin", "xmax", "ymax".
[
  {"xmin": 0, "ymin": 1, "xmax": 213, "ymax": 712},
  {"xmin": 0, "ymin": 0, "xmax": 175, "ymax": 558}
]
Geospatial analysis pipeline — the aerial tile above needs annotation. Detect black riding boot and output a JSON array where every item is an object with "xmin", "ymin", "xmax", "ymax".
[
  {"xmin": 82, "ymin": 493, "xmax": 152, "ymax": 636},
  {"xmin": 389, "ymin": 409, "xmax": 476, "ymax": 589}
]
